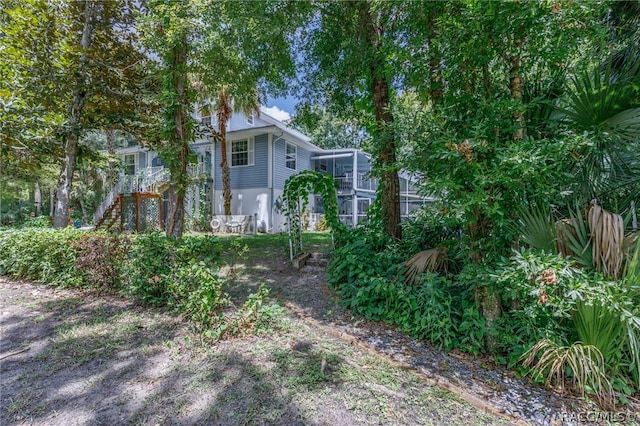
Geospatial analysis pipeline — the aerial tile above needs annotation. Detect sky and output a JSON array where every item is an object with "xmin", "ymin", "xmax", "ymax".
[{"xmin": 263, "ymin": 94, "xmax": 299, "ymax": 122}]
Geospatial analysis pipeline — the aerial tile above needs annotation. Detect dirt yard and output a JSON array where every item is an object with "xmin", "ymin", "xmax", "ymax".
[{"xmin": 0, "ymin": 234, "xmax": 615, "ymax": 425}]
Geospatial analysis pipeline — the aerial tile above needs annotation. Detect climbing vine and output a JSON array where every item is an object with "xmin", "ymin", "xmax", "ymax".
[{"xmin": 282, "ymin": 171, "xmax": 343, "ymax": 260}]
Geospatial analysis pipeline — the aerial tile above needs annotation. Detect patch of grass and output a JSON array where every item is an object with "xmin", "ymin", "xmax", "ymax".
[
  {"xmin": 272, "ymin": 347, "xmax": 340, "ymax": 389},
  {"xmin": 218, "ymin": 231, "xmax": 332, "ymax": 261},
  {"xmin": 7, "ymin": 391, "xmax": 33, "ymax": 414},
  {"xmin": 38, "ymin": 307, "xmax": 178, "ymax": 372}
]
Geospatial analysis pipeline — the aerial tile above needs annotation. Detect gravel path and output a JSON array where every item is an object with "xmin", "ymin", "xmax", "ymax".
[{"xmin": 231, "ymin": 247, "xmax": 639, "ymax": 426}]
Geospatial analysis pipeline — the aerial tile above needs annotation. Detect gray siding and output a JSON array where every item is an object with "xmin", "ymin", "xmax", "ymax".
[
  {"xmin": 139, "ymin": 152, "xmax": 147, "ymax": 169},
  {"xmin": 274, "ymin": 139, "xmax": 313, "ymax": 189},
  {"xmin": 214, "ymin": 133, "xmax": 268, "ymax": 190}
]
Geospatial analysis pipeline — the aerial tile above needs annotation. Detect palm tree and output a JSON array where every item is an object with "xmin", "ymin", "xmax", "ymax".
[
  {"xmin": 200, "ymin": 85, "xmax": 260, "ymax": 216},
  {"xmin": 558, "ymin": 54, "xmax": 640, "ymax": 212}
]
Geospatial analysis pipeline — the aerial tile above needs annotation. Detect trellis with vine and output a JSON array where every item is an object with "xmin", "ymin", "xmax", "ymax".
[{"xmin": 282, "ymin": 171, "xmax": 343, "ymax": 260}]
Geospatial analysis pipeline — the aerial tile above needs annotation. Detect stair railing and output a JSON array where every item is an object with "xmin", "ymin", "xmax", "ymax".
[
  {"xmin": 94, "ymin": 179, "xmax": 123, "ymax": 225},
  {"xmin": 94, "ymin": 163, "xmax": 204, "ymax": 226}
]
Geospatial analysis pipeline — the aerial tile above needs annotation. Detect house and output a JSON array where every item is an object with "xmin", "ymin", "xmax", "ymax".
[{"xmin": 95, "ymin": 108, "xmax": 429, "ymax": 233}]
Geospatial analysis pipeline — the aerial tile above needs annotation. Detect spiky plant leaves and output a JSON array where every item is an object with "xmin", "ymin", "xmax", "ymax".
[
  {"xmin": 606, "ymin": 107, "xmax": 640, "ymax": 143},
  {"xmin": 405, "ymin": 247, "xmax": 448, "ymax": 285},
  {"xmin": 573, "ymin": 301, "xmax": 625, "ymax": 372},
  {"xmin": 556, "ymin": 207, "xmax": 593, "ymax": 270},
  {"xmin": 557, "ymin": 56, "xmax": 640, "ymax": 205},
  {"xmin": 517, "ymin": 204, "xmax": 556, "ymax": 252},
  {"xmin": 624, "ymin": 234, "xmax": 640, "ymax": 286},
  {"xmin": 588, "ymin": 204, "xmax": 625, "ymax": 279},
  {"xmin": 522, "ymin": 339, "xmax": 615, "ymax": 410}
]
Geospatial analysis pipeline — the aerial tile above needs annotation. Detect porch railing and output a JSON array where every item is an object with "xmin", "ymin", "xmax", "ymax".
[
  {"xmin": 334, "ymin": 173, "xmax": 378, "ymax": 192},
  {"xmin": 357, "ymin": 173, "xmax": 378, "ymax": 192},
  {"xmin": 334, "ymin": 177, "xmax": 353, "ymax": 191}
]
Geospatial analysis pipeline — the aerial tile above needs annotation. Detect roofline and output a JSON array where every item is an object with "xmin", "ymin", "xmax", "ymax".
[{"xmin": 258, "ymin": 111, "xmax": 319, "ymax": 147}]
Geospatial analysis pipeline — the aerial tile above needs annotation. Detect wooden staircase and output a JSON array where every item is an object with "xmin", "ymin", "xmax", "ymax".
[
  {"xmin": 94, "ymin": 194, "xmax": 123, "ymax": 231},
  {"xmin": 94, "ymin": 167, "xmax": 170, "ymax": 231}
]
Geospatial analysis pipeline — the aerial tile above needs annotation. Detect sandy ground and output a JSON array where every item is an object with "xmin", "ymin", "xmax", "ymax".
[
  {"xmin": 1, "ymin": 273, "xmax": 509, "ymax": 425},
  {"xmin": 2, "ymin": 237, "xmax": 632, "ymax": 425}
]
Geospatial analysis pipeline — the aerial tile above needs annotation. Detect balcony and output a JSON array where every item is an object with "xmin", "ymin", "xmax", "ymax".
[{"xmin": 334, "ymin": 172, "xmax": 378, "ymax": 193}]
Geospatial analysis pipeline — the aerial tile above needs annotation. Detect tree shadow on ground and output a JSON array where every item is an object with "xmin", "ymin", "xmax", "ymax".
[
  {"xmin": 218, "ymin": 233, "xmax": 346, "ymax": 325},
  {"xmin": 0, "ymin": 284, "xmax": 315, "ymax": 425}
]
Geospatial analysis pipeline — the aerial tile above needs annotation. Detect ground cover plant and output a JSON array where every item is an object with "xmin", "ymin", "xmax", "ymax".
[
  {"xmin": 326, "ymin": 206, "xmax": 640, "ymax": 410},
  {"xmin": 0, "ymin": 229, "xmax": 282, "ymax": 341},
  {"xmin": 1, "ymin": 230, "xmax": 522, "ymax": 425}
]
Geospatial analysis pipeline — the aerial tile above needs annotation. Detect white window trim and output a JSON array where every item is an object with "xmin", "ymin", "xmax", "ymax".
[
  {"xmin": 285, "ymin": 141, "xmax": 297, "ymax": 170},
  {"xmin": 319, "ymin": 158, "xmax": 328, "ymax": 172},
  {"xmin": 228, "ymin": 137, "xmax": 254, "ymax": 168},
  {"xmin": 246, "ymin": 113, "xmax": 254, "ymax": 126},
  {"xmin": 122, "ymin": 153, "xmax": 138, "ymax": 175},
  {"xmin": 200, "ymin": 114, "xmax": 217, "ymax": 128}
]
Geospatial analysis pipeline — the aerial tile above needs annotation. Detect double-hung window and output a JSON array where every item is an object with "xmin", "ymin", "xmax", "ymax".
[
  {"xmin": 230, "ymin": 138, "xmax": 254, "ymax": 167},
  {"xmin": 123, "ymin": 154, "xmax": 137, "ymax": 175},
  {"xmin": 285, "ymin": 142, "xmax": 296, "ymax": 170}
]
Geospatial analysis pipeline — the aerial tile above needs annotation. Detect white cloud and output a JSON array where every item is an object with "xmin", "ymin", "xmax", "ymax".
[{"xmin": 261, "ymin": 105, "xmax": 291, "ymax": 122}]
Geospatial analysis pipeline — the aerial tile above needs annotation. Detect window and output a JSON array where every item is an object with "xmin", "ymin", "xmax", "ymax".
[
  {"xmin": 123, "ymin": 154, "xmax": 136, "ymax": 175},
  {"xmin": 230, "ymin": 138, "xmax": 254, "ymax": 167},
  {"xmin": 319, "ymin": 159, "xmax": 328, "ymax": 172},
  {"xmin": 285, "ymin": 142, "xmax": 296, "ymax": 170},
  {"xmin": 246, "ymin": 113, "xmax": 254, "ymax": 126},
  {"xmin": 201, "ymin": 115, "xmax": 212, "ymax": 127}
]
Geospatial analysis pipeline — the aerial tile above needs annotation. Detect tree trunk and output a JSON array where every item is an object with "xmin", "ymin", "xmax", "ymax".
[
  {"xmin": 79, "ymin": 196, "xmax": 88, "ymax": 224},
  {"xmin": 34, "ymin": 181, "xmax": 41, "ymax": 216},
  {"xmin": 165, "ymin": 34, "xmax": 190, "ymax": 238},
  {"xmin": 54, "ymin": 134, "xmax": 78, "ymax": 227},
  {"xmin": 216, "ymin": 90, "xmax": 233, "ymax": 216},
  {"xmin": 509, "ymin": 53, "xmax": 526, "ymax": 140},
  {"xmin": 53, "ymin": 1, "xmax": 97, "ymax": 228},
  {"xmin": 106, "ymin": 128, "xmax": 117, "ymax": 186},
  {"xmin": 359, "ymin": 4, "xmax": 401, "ymax": 240},
  {"xmin": 475, "ymin": 285, "xmax": 502, "ymax": 352}
]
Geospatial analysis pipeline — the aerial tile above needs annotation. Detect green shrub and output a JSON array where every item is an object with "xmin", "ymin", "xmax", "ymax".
[
  {"xmin": 0, "ymin": 228, "xmax": 82, "ymax": 286},
  {"xmin": 491, "ymin": 249, "xmax": 581, "ymax": 349},
  {"xmin": 401, "ymin": 206, "xmax": 465, "ymax": 260},
  {"xmin": 328, "ymin": 228, "xmax": 485, "ymax": 353},
  {"xmin": 211, "ymin": 284, "xmax": 285, "ymax": 340},
  {"xmin": 122, "ymin": 232, "xmax": 222, "ymax": 306},
  {"xmin": 21, "ymin": 216, "xmax": 52, "ymax": 228},
  {"xmin": 168, "ymin": 261, "xmax": 228, "ymax": 331}
]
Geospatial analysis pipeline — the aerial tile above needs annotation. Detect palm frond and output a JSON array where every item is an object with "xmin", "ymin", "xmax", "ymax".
[
  {"xmin": 405, "ymin": 247, "xmax": 448, "ymax": 285},
  {"xmin": 517, "ymin": 203, "xmax": 556, "ymax": 252},
  {"xmin": 606, "ymin": 108, "xmax": 640, "ymax": 142},
  {"xmin": 556, "ymin": 207, "xmax": 593, "ymax": 270},
  {"xmin": 588, "ymin": 204, "xmax": 625, "ymax": 279},
  {"xmin": 557, "ymin": 54, "xmax": 640, "ymax": 203}
]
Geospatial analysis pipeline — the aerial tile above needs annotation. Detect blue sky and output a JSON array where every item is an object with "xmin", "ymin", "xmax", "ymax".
[{"xmin": 264, "ymin": 94, "xmax": 299, "ymax": 122}]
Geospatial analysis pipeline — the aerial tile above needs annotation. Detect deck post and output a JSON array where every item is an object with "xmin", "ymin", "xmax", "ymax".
[
  {"xmin": 120, "ymin": 194, "xmax": 124, "ymax": 230},
  {"xmin": 158, "ymin": 195, "xmax": 163, "ymax": 230},
  {"xmin": 135, "ymin": 193, "xmax": 140, "ymax": 232}
]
